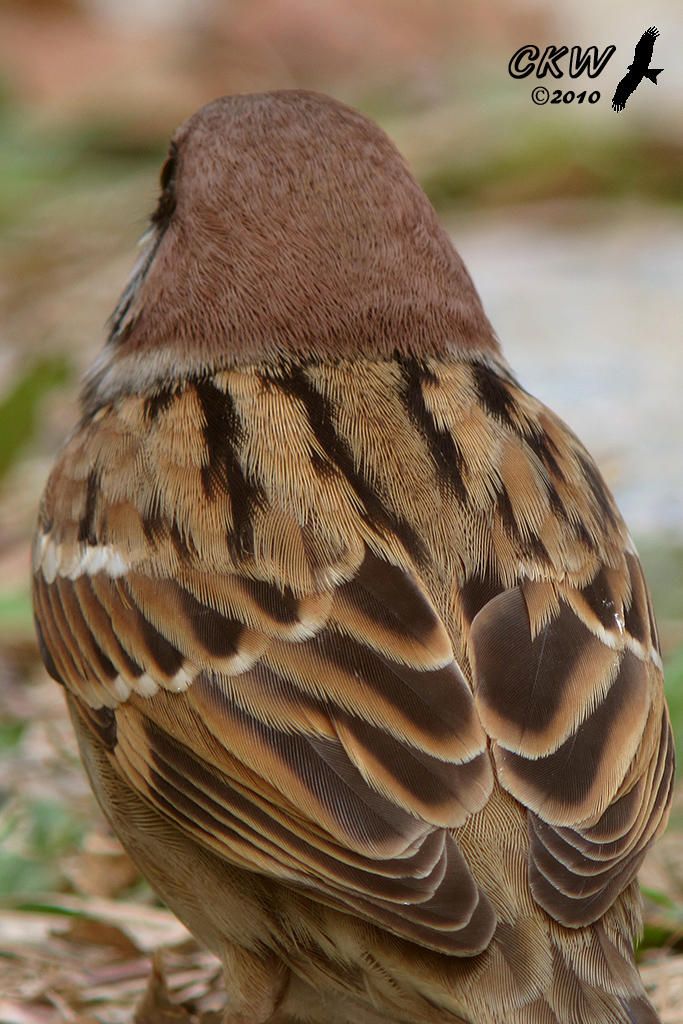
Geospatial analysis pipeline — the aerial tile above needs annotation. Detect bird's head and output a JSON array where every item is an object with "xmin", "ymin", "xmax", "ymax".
[{"xmin": 83, "ymin": 91, "xmax": 497, "ymax": 409}]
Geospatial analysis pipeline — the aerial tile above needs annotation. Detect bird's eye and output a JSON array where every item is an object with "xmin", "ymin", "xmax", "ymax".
[
  {"xmin": 152, "ymin": 142, "xmax": 179, "ymax": 228},
  {"xmin": 160, "ymin": 142, "xmax": 178, "ymax": 192}
]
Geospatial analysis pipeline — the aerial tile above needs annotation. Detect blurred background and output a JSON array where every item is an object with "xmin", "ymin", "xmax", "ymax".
[{"xmin": 1, "ymin": 1, "xmax": 682, "ymax": 1021}]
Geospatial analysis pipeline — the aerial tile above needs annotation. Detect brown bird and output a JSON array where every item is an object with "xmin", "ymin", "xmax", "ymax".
[{"xmin": 32, "ymin": 91, "xmax": 673, "ymax": 1024}]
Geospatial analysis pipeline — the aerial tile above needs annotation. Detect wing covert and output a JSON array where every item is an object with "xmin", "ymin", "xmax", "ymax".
[
  {"xmin": 470, "ymin": 554, "xmax": 674, "ymax": 927},
  {"xmin": 34, "ymin": 499, "xmax": 495, "ymax": 954}
]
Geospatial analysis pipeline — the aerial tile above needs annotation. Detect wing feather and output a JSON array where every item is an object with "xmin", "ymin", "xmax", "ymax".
[
  {"xmin": 33, "ymin": 361, "xmax": 673, "ymax": 962},
  {"xmin": 35, "ymin": 486, "xmax": 495, "ymax": 955},
  {"xmin": 471, "ymin": 559, "xmax": 674, "ymax": 927}
]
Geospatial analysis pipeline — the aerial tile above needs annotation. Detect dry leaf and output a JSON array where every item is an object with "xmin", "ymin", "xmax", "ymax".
[
  {"xmin": 0, "ymin": 1001, "xmax": 59, "ymax": 1024},
  {"xmin": 134, "ymin": 954, "xmax": 193, "ymax": 1024},
  {"xmin": 62, "ymin": 917, "xmax": 140, "ymax": 958},
  {"xmin": 63, "ymin": 834, "xmax": 140, "ymax": 900}
]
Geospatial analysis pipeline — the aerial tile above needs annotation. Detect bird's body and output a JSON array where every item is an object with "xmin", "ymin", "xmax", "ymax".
[
  {"xmin": 32, "ymin": 92, "xmax": 673, "ymax": 1024},
  {"xmin": 612, "ymin": 26, "xmax": 663, "ymax": 111}
]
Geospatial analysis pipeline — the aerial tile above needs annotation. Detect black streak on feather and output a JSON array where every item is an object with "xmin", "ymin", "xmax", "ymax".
[
  {"xmin": 194, "ymin": 378, "xmax": 265, "ymax": 560},
  {"xmin": 525, "ymin": 426, "xmax": 564, "ymax": 480},
  {"xmin": 78, "ymin": 470, "xmax": 100, "ymax": 545},
  {"xmin": 178, "ymin": 585, "xmax": 243, "ymax": 658},
  {"xmin": 349, "ymin": 548, "xmax": 440, "ymax": 642},
  {"xmin": 499, "ymin": 651, "xmax": 646, "ymax": 810},
  {"xmin": 34, "ymin": 615, "xmax": 65, "ymax": 686},
  {"xmin": 142, "ymin": 512, "xmax": 167, "ymax": 545},
  {"xmin": 308, "ymin": 630, "xmax": 471, "ymax": 739},
  {"xmin": 144, "ymin": 708, "xmax": 417, "ymax": 856},
  {"xmin": 273, "ymin": 364, "xmax": 427, "ymax": 563},
  {"xmin": 496, "ymin": 486, "xmax": 550, "ymax": 566},
  {"xmin": 395, "ymin": 355, "xmax": 468, "ymax": 503},
  {"xmin": 471, "ymin": 363, "xmax": 516, "ymax": 428},
  {"xmin": 81, "ymin": 703, "xmax": 117, "ymax": 751},
  {"xmin": 242, "ymin": 577, "xmax": 301, "ymax": 625},
  {"xmin": 580, "ymin": 568, "xmax": 621, "ymax": 632},
  {"xmin": 474, "ymin": 589, "xmax": 596, "ymax": 737},
  {"xmin": 623, "ymin": 554, "xmax": 648, "ymax": 646},
  {"xmin": 124, "ymin": 582, "xmax": 184, "ymax": 677},
  {"xmin": 576, "ymin": 450, "xmax": 619, "ymax": 529},
  {"xmin": 144, "ymin": 383, "xmax": 178, "ymax": 422},
  {"xmin": 77, "ymin": 576, "xmax": 145, "ymax": 680}
]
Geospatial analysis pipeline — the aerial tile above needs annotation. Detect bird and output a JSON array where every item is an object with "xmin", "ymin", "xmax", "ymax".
[
  {"xmin": 32, "ymin": 91, "xmax": 673, "ymax": 1024},
  {"xmin": 612, "ymin": 27, "xmax": 663, "ymax": 111}
]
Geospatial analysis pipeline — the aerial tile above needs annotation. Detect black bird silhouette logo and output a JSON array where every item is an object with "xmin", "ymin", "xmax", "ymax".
[{"xmin": 612, "ymin": 27, "xmax": 663, "ymax": 111}]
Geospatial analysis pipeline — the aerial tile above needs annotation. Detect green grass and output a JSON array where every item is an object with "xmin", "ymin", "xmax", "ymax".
[
  {"xmin": 0, "ymin": 720, "xmax": 26, "ymax": 751},
  {"xmin": 0, "ymin": 355, "xmax": 72, "ymax": 484},
  {"xmin": 639, "ymin": 886, "xmax": 683, "ymax": 954},
  {"xmin": 0, "ymin": 589, "xmax": 34, "ymax": 638},
  {"xmin": 0, "ymin": 109, "xmax": 166, "ymax": 228},
  {"xmin": 0, "ymin": 799, "xmax": 87, "ymax": 896},
  {"xmin": 664, "ymin": 647, "xmax": 683, "ymax": 759},
  {"xmin": 421, "ymin": 127, "xmax": 683, "ymax": 208}
]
